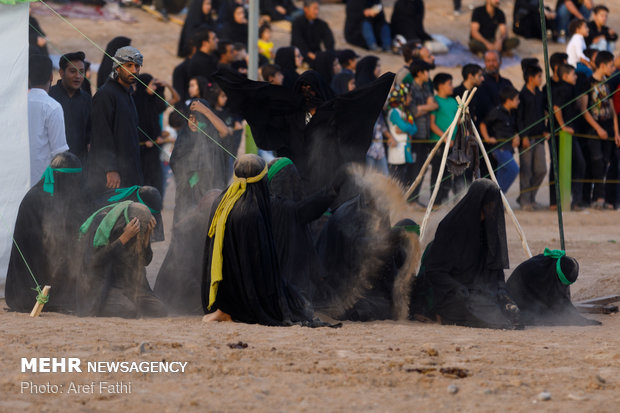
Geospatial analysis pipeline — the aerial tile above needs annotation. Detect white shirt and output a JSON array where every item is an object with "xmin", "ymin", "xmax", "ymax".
[
  {"xmin": 27, "ymin": 88, "xmax": 69, "ymax": 186},
  {"xmin": 566, "ymin": 33, "xmax": 589, "ymax": 67}
]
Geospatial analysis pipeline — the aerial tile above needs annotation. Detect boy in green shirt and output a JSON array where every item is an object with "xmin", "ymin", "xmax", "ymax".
[{"xmin": 429, "ymin": 73, "xmax": 459, "ymax": 203}]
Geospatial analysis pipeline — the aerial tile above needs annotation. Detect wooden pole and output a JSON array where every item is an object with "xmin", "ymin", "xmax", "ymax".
[
  {"xmin": 419, "ymin": 89, "xmax": 477, "ymax": 239},
  {"xmin": 30, "ymin": 285, "xmax": 51, "ymax": 318},
  {"xmin": 469, "ymin": 120, "xmax": 533, "ymax": 258}
]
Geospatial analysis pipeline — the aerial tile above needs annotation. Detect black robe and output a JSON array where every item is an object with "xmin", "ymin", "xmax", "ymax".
[
  {"xmin": 355, "ymin": 55, "xmax": 379, "ymax": 87},
  {"xmin": 269, "ymin": 163, "xmax": 336, "ymax": 302},
  {"xmin": 310, "ymin": 50, "xmax": 337, "ymax": 86},
  {"xmin": 344, "ymin": 0, "xmax": 389, "ymax": 49},
  {"xmin": 177, "ymin": 0, "xmax": 216, "ymax": 57},
  {"xmin": 154, "ymin": 190, "xmax": 221, "ymax": 315},
  {"xmin": 410, "ymin": 179, "xmax": 519, "ymax": 329},
  {"xmin": 134, "ymin": 74, "xmax": 167, "ymax": 196},
  {"xmin": 77, "ymin": 204, "xmax": 166, "ymax": 318},
  {"xmin": 220, "ymin": 20, "xmax": 249, "ymax": 46},
  {"xmin": 506, "ymin": 254, "xmax": 601, "ymax": 326},
  {"xmin": 96, "ymin": 37, "xmax": 131, "ymax": 89},
  {"xmin": 28, "ymin": 16, "xmax": 49, "ymax": 56},
  {"xmin": 5, "ymin": 155, "xmax": 85, "ymax": 313},
  {"xmin": 188, "ymin": 50, "xmax": 219, "ymax": 82},
  {"xmin": 390, "ymin": 0, "xmax": 432, "ymax": 42},
  {"xmin": 274, "ymin": 47, "xmax": 300, "ymax": 90},
  {"xmin": 201, "ymin": 164, "xmax": 315, "ymax": 326},
  {"xmin": 169, "ymin": 99, "xmax": 229, "ymax": 226},
  {"xmin": 87, "ymin": 78, "xmax": 143, "ymax": 197},
  {"xmin": 213, "ymin": 68, "xmax": 395, "ymax": 192}
]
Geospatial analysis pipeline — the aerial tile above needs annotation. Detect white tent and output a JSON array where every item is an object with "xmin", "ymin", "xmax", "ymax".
[{"xmin": 0, "ymin": 3, "xmax": 31, "ymax": 293}]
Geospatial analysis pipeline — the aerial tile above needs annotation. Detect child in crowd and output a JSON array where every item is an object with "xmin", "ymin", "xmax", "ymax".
[
  {"xmin": 516, "ymin": 64, "xmax": 547, "ymax": 210},
  {"xmin": 429, "ymin": 73, "xmax": 458, "ymax": 203},
  {"xmin": 582, "ymin": 51, "xmax": 620, "ymax": 209},
  {"xmin": 551, "ymin": 63, "xmax": 587, "ymax": 210},
  {"xmin": 586, "ymin": 5, "xmax": 617, "ymax": 53},
  {"xmin": 386, "ymin": 84, "xmax": 418, "ymax": 186},
  {"xmin": 258, "ymin": 23, "xmax": 275, "ymax": 62},
  {"xmin": 480, "ymin": 86, "xmax": 520, "ymax": 193},
  {"xmin": 566, "ymin": 19, "xmax": 590, "ymax": 68}
]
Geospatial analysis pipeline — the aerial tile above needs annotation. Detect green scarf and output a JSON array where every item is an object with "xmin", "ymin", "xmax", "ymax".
[
  {"xmin": 41, "ymin": 166, "xmax": 82, "ymax": 195},
  {"xmin": 543, "ymin": 248, "xmax": 573, "ymax": 286},
  {"xmin": 393, "ymin": 223, "xmax": 420, "ymax": 235},
  {"xmin": 267, "ymin": 157, "xmax": 293, "ymax": 182},
  {"xmin": 107, "ymin": 186, "xmax": 159, "ymax": 214},
  {"xmin": 79, "ymin": 201, "xmax": 132, "ymax": 247}
]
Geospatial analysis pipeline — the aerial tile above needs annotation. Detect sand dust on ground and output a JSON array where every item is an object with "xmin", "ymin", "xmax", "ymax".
[{"xmin": 3, "ymin": 1, "xmax": 620, "ymax": 411}]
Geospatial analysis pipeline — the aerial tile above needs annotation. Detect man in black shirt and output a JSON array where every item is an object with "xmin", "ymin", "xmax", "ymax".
[
  {"xmin": 517, "ymin": 65, "xmax": 548, "ymax": 210},
  {"xmin": 453, "ymin": 63, "xmax": 484, "ymax": 125},
  {"xmin": 469, "ymin": 0, "xmax": 519, "ymax": 55},
  {"xmin": 87, "ymin": 46, "xmax": 144, "ymax": 196},
  {"xmin": 291, "ymin": 0, "xmax": 335, "ymax": 63},
  {"xmin": 188, "ymin": 28, "xmax": 219, "ymax": 82},
  {"xmin": 49, "ymin": 51, "xmax": 91, "ymax": 164}
]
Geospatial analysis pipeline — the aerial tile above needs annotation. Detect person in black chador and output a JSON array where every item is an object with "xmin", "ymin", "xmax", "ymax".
[
  {"xmin": 267, "ymin": 157, "xmax": 337, "ymax": 302},
  {"xmin": 87, "ymin": 46, "xmax": 144, "ymax": 197},
  {"xmin": 96, "ymin": 36, "xmax": 131, "ymax": 89},
  {"xmin": 506, "ymin": 250, "xmax": 601, "ymax": 326},
  {"xmin": 390, "ymin": 0, "xmax": 433, "ymax": 43},
  {"xmin": 77, "ymin": 202, "xmax": 167, "ymax": 318},
  {"xmin": 213, "ymin": 67, "xmax": 394, "ymax": 193},
  {"xmin": 410, "ymin": 179, "xmax": 522, "ymax": 329},
  {"xmin": 274, "ymin": 46, "xmax": 303, "ymax": 90},
  {"xmin": 178, "ymin": 0, "xmax": 216, "ymax": 58},
  {"xmin": 169, "ymin": 98, "xmax": 231, "ymax": 226},
  {"xmin": 202, "ymin": 154, "xmax": 330, "ymax": 326},
  {"xmin": 5, "ymin": 152, "xmax": 84, "ymax": 313},
  {"xmin": 154, "ymin": 190, "xmax": 221, "ymax": 315},
  {"xmin": 220, "ymin": 5, "xmax": 249, "ymax": 47}
]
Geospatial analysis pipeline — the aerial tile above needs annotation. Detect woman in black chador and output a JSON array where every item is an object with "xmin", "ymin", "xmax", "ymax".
[
  {"xmin": 410, "ymin": 179, "xmax": 522, "ymax": 329},
  {"xmin": 213, "ymin": 67, "xmax": 394, "ymax": 193},
  {"xmin": 169, "ymin": 98, "xmax": 230, "ymax": 226},
  {"xmin": 202, "ymin": 154, "xmax": 332, "ymax": 326},
  {"xmin": 506, "ymin": 250, "xmax": 601, "ymax": 326},
  {"xmin": 267, "ymin": 157, "xmax": 337, "ymax": 302},
  {"xmin": 390, "ymin": 0, "xmax": 433, "ymax": 43},
  {"xmin": 5, "ymin": 152, "xmax": 84, "ymax": 313},
  {"xmin": 177, "ymin": 0, "xmax": 217, "ymax": 57}
]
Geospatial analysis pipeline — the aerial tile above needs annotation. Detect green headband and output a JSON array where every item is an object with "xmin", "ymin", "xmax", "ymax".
[
  {"xmin": 267, "ymin": 158, "xmax": 293, "ymax": 182},
  {"xmin": 543, "ymin": 248, "xmax": 573, "ymax": 286},
  {"xmin": 108, "ymin": 186, "xmax": 160, "ymax": 214},
  {"xmin": 41, "ymin": 166, "xmax": 82, "ymax": 195},
  {"xmin": 392, "ymin": 224, "xmax": 420, "ymax": 235},
  {"xmin": 80, "ymin": 201, "xmax": 132, "ymax": 247}
]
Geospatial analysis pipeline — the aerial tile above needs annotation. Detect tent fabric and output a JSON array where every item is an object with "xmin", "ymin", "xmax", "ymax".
[{"xmin": 0, "ymin": 4, "xmax": 30, "ymax": 292}]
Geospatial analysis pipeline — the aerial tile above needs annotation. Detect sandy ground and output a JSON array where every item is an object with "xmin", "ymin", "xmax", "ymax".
[{"xmin": 2, "ymin": 1, "xmax": 620, "ymax": 411}]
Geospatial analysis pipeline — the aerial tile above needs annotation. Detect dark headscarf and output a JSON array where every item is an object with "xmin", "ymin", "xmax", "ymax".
[
  {"xmin": 275, "ymin": 46, "xmax": 299, "ymax": 89},
  {"xmin": 220, "ymin": 5, "xmax": 248, "ymax": 45},
  {"xmin": 97, "ymin": 36, "xmax": 131, "ymax": 89},
  {"xmin": 310, "ymin": 50, "xmax": 338, "ymax": 86},
  {"xmin": 331, "ymin": 72, "xmax": 355, "ymax": 95},
  {"xmin": 178, "ymin": 0, "xmax": 217, "ymax": 57},
  {"xmin": 506, "ymin": 253, "xmax": 601, "ymax": 326},
  {"xmin": 293, "ymin": 70, "xmax": 335, "ymax": 110},
  {"xmin": 355, "ymin": 55, "xmax": 379, "ymax": 87}
]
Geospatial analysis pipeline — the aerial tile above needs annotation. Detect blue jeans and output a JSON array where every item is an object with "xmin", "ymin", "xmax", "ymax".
[
  {"xmin": 493, "ymin": 149, "xmax": 519, "ymax": 193},
  {"xmin": 366, "ymin": 154, "xmax": 389, "ymax": 176},
  {"xmin": 361, "ymin": 20, "xmax": 391, "ymax": 50},
  {"xmin": 556, "ymin": 4, "xmax": 591, "ymax": 34}
]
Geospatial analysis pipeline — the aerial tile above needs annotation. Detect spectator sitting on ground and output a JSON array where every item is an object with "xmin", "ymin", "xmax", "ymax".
[
  {"xmin": 345, "ymin": 0, "xmax": 392, "ymax": 52},
  {"xmin": 512, "ymin": 0, "xmax": 556, "ymax": 39},
  {"xmin": 291, "ymin": 0, "xmax": 335, "ymax": 64},
  {"xmin": 586, "ymin": 5, "xmax": 617, "ymax": 52},
  {"xmin": 469, "ymin": 0, "xmax": 519, "ymax": 55},
  {"xmin": 261, "ymin": 0, "xmax": 302, "ymax": 22}
]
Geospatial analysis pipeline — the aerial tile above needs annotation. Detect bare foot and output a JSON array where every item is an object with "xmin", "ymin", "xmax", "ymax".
[{"xmin": 202, "ymin": 309, "xmax": 232, "ymax": 322}]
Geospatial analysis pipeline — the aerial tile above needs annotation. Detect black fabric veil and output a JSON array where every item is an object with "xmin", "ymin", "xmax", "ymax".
[
  {"xmin": 506, "ymin": 254, "xmax": 601, "ymax": 326},
  {"xmin": 355, "ymin": 55, "xmax": 379, "ymax": 87},
  {"xmin": 274, "ymin": 46, "xmax": 300, "ymax": 90}
]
